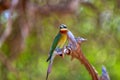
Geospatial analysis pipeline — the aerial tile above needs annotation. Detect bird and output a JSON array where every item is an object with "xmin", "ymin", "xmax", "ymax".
[{"xmin": 46, "ymin": 24, "xmax": 68, "ymax": 80}]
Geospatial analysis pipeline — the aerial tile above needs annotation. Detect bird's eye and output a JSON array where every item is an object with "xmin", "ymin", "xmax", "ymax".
[{"xmin": 63, "ymin": 26, "xmax": 67, "ymax": 28}]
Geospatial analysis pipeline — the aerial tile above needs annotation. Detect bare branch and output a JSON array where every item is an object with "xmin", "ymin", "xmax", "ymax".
[
  {"xmin": 0, "ymin": 0, "xmax": 20, "ymax": 79},
  {"xmin": 0, "ymin": 0, "xmax": 19, "ymax": 47},
  {"xmin": 53, "ymin": 31, "xmax": 99, "ymax": 80},
  {"xmin": 0, "ymin": 0, "xmax": 10, "ymax": 13},
  {"xmin": 47, "ymin": 29, "xmax": 111, "ymax": 80},
  {"xmin": 26, "ymin": 0, "xmax": 80, "ymax": 16}
]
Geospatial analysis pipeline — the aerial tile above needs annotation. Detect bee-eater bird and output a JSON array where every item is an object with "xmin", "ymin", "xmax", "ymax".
[{"xmin": 46, "ymin": 24, "xmax": 68, "ymax": 80}]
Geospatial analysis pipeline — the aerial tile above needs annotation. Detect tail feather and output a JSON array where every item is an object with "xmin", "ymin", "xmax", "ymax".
[
  {"xmin": 46, "ymin": 54, "xmax": 55, "ymax": 80},
  {"xmin": 46, "ymin": 62, "xmax": 52, "ymax": 80},
  {"xmin": 46, "ymin": 72, "xmax": 49, "ymax": 80}
]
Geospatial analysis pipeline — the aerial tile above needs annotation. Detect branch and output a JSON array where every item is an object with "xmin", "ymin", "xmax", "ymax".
[
  {"xmin": 0, "ymin": 0, "xmax": 19, "ymax": 47},
  {"xmin": 54, "ymin": 30, "xmax": 111, "ymax": 80},
  {"xmin": 54, "ymin": 30, "xmax": 99, "ymax": 80},
  {"xmin": 0, "ymin": 0, "xmax": 10, "ymax": 13},
  {"xmin": 56, "ymin": 38, "xmax": 99, "ymax": 80},
  {"xmin": 0, "ymin": 0, "xmax": 20, "ymax": 79},
  {"xmin": 48, "ymin": 30, "xmax": 110, "ymax": 80},
  {"xmin": 26, "ymin": 0, "xmax": 80, "ymax": 16}
]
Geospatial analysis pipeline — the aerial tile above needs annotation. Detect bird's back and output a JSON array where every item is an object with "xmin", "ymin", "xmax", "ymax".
[{"xmin": 46, "ymin": 32, "xmax": 61, "ymax": 62}]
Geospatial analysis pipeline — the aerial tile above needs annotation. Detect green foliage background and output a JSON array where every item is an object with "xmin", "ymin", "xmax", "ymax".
[{"xmin": 0, "ymin": 0, "xmax": 120, "ymax": 80}]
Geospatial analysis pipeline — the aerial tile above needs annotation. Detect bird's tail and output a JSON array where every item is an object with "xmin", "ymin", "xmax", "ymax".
[
  {"xmin": 46, "ymin": 72, "xmax": 49, "ymax": 80},
  {"xmin": 46, "ymin": 62, "xmax": 52, "ymax": 80},
  {"xmin": 46, "ymin": 54, "xmax": 55, "ymax": 80}
]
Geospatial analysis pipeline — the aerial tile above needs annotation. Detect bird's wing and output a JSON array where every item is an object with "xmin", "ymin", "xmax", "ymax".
[{"xmin": 46, "ymin": 32, "xmax": 61, "ymax": 62}]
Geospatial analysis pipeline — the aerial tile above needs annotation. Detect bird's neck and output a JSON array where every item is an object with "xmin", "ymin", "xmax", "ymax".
[{"xmin": 60, "ymin": 30, "xmax": 68, "ymax": 34}]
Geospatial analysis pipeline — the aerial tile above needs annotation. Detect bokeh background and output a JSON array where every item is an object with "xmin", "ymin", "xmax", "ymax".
[{"xmin": 0, "ymin": 0, "xmax": 120, "ymax": 80}]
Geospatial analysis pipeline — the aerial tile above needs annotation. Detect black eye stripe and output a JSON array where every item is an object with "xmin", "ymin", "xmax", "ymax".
[
  {"xmin": 63, "ymin": 26, "xmax": 67, "ymax": 28},
  {"xmin": 59, "ymin": 24, "xmax": 67, "ymax": 29},
  {"xmin": 60, "ymin": 26, "xmax": 63, "ymax": 29}
]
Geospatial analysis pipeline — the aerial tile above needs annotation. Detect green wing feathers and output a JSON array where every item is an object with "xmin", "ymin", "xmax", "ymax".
[{"xmin": 46, "ymin": 33, "xmax": 61, "ymax": 62}]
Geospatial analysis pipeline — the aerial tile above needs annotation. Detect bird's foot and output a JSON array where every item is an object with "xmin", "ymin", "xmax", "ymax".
[
  {"xmin": 55, "ymin": 48, "xmax": 64, "ymax": 58},
  {"xmin": 59, "ymin": 53, "xmax": 64, "ymax": 58}
]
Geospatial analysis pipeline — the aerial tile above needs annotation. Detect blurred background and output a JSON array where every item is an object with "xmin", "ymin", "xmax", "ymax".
[{"xmin": 0, "ymin": 0, "xmax": 120, "ymax": 80}]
